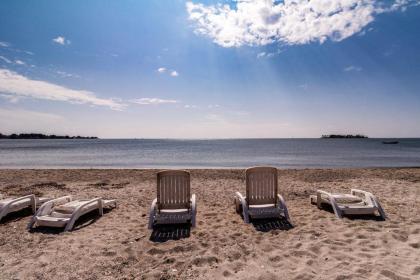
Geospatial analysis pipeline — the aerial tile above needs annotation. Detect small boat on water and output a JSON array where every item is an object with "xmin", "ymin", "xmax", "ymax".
[{"xmin": 382, "ymin": 141, "xmax": 399, "ymax": 144}]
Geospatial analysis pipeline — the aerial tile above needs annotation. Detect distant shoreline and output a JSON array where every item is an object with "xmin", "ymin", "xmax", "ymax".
[
  {"xmin": 321, "ymin": 134, "xmax": 368, "ymax": 139},
  {"xmin": 0, "ymin": 133, "xmax": 98, "ymax": 139}
]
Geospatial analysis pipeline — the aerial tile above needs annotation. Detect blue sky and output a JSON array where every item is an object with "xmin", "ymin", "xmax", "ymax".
[{"xmin": 0, "ymin": 0, "xmax": 419, "ymax": 138}]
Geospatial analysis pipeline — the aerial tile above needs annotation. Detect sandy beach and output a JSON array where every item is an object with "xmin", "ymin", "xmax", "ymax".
[{"xmin": 0, "ymin": 168, "xmax": 419, "ymax": 279}]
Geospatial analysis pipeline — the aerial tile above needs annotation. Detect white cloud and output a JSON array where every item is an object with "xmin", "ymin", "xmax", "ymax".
[
  {"xmin": 256, "ymin": 49, "xmax": 282, "ymax": 59},
  {"xmin": 52, "ymin": 36, "xmax": 70, "ymax": 45},
  {"xmin": 0, "ymin": 41, "xmax": 10, "ymax": 48},
  {"xmin": 170, "ymin": 70, "xmax": 179, "ymax": 77},
  {"xmin": 257, "ymin": 52, "xmax": 266, "ymax": 58},
  {"xmin": 0, "ymin": 56, "xmax": 12, "ymax": 64},
  {"xmin": 14, "ymin": 60, "xmax": 26, "ymax": 65},
  {"xmin": 0, "ymin": 69, "xmax": 124, "ymax": 110},
  {"xmin": 56, "ymin": 70, "xmax": 80, "ymax": 78},
  {"xmin": 157, "ymin": 67, "xmax": 167, "ymax": 73},
  {"xmin": 131, "ymin": 98, "xmax": 178, "ymax": 105},
  {"xmin": 344, "ymin": 65, "xmax": 362, "ymax": 72},
  {"xmin": 186, "ymin": 0, "xmax": 416, "ymax": 48},
  {"xmin": 184, "ymin": 104, "xmax": 198, "ymax": 109}
]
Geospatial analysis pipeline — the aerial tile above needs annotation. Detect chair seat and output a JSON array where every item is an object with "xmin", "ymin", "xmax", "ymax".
[
  {"xmin": 35, "ymin": 216, "xmax": 70, "ymax": 227},
  {"xmin": 54, "ymin": 199, "xmax": 116, "ymax": 215},
  {"xmin": 310, "ymin": 195, "xmax": 364, "ymax": 205},
  {"xmin": 155, "ymin": 211, "xmax": 192, "ymax": 224},
  {"xmin": 248, "ymin": 204, "xmax": 282, "ymax": 219},
  {"xmin": 160, "ymin": 208, "xmax": 189, "ymax": 214},
  {"xmin": 249, "ymin": 203, "xmax": 276, "ymax": 209}
]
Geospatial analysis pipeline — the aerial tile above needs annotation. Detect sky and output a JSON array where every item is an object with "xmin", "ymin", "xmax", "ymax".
[{"xmin": 0, "ymin": 0, "xmax": 420, "ymax": 138}]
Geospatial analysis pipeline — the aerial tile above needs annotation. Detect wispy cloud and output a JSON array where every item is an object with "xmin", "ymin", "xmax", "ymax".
[
  {"xmin": 55, "ymin": 70, "xmax": 80, "ymax": 78},
  {"xmin": 256, "ymin": 49, "xmax": 282, "ymax": 59},
  {"xmin": 0, "ymin": 69, "xmax": 124, "ymax": 110},
  {"xmin": 0, "ymin": 56, "xmax": 12, "ymax": 64},
  {"xmin": 0, "ymin": 41, "xmax": 10, "ymax": 48},
  {"xmin": 186, "ymin": 0, "xmax": 416, "ymax": 48},
  {"xmin": 14, "ymin": 60, "xmax": 26, "ymax": 65},
  {"xmin": 157, "ymin": 67, "xmax": 179, "ymax": 77},
  {"xmin": 131, "ymin": 98, "xmax": 178, "ymax": 105},
  {"xmin": 184, "ymin": 104, "xmax": 198, "ymax": 109},
  {"xmin": 157, "ymin": 67, "xmax": 166, "ymax": 73},
  {"xmin": 344, "ymin": 65, "xmax": 362, "ymax": 72},
  {"xmin": 52, "ymin": 36, "xmax": 71, "ymax": 45}
]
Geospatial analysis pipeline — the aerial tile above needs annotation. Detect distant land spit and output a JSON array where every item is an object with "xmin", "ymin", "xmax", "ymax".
[
  {"xmin": 321, "ymin": 134, "xmax": 368, "ymax": 139},
  {"xmin": 0, "ymin": 133, "xmax": 98, "ymax": 139}
]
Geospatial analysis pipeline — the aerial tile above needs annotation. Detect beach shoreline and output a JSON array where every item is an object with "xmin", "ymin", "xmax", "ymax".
[{"xmin": 1, "ymin": 168, "xmax": 419, "ymax": 279}]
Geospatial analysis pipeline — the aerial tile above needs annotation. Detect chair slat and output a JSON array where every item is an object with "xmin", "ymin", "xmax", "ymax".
[
  {"xmin": 157, "ymin": 170, "xmax": 190, "ymax": 210},
  {"xmin": 246, "ymin": 167, "xmax": 278, "ymax": 205}
]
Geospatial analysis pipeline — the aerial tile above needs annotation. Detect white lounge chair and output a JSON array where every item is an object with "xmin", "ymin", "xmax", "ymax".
[
  {"xmin": 28, "ymin": 196, "xmax": 117, "ymax": 231},
  {"xmin": 234, "ymin": 167, "xmax": 292, "ymax": 224},
  {"xmin": 310, "ymin": 189, "xmax": 386, "ymax": 219},
  {"xmin": 0, "ymin": 194, "xmax": 50, "ymax": 222},
  {"xmin": 148, "ymin": 170, "xmax": 197, "ymax": 229}
]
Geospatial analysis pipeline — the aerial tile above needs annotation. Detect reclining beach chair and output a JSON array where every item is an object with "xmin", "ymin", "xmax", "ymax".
[
  {"xmin": 28, "ymin": 196, "xmax": 117, "ymax": 231},
  {"xmin": 0, "ymin": 194, "xmax": 50, "ymax": 222},
  {"xmin": 310, "ymin": 189, "xmax": 386, "ymax": 219},
  {"xmin": 234, "ymin": 167, "xmax": 292, "ymax": 224},
  {"xmin": 148, "ymin": 170, "xmax": 196, "ymax": 229}
]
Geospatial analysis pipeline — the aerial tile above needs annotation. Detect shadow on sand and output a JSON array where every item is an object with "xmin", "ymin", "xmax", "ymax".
[
  {"xmin": 251, "ymin": 217, "xmax": 293, "ymax": 232},
  {"xmin": 0, "ymin": 207, "xmax": 33, "ymax": 224},
  {"xmin": 150, "ymin": 224, "xmax": 191, "ymax": 243}
]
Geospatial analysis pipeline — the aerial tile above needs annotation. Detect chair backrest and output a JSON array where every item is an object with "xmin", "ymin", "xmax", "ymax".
[
  {"xmin": 157, "ymin": 170, "xmax": 191, "ymax": 210},
  {"xmin": 246, "ymin": 167, "xmax": 278, "ymax": 206}
]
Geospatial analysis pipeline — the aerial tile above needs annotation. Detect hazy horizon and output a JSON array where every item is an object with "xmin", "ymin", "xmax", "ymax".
[{"xmin": 1, "ymin": 1, "xmax": 420, "ymax": 138}]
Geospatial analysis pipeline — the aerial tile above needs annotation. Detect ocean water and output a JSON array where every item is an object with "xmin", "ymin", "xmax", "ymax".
[{"xmin": 0, "ymin": 138, "xmax": 420, "ymax": 169}]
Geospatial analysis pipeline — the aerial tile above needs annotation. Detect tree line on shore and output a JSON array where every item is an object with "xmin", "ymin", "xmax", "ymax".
[
  {"xmin": 0, "ymin": 133, "xmax": 98, "ymax": 139},
  {"xmin": 321, "ymin": 134, "xmax": 368, "ymax": 139}
]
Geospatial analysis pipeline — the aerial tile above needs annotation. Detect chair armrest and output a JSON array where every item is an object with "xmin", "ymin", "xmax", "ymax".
[
  {"xmin": 351, "ymin": 189, "xmax": 386, "ymax": 219},
  {"xmin": 191, "ymin": 194, "xmax": 197, "ymax": 227},
  {"xmin": 277, "ymin": 194, "xmax": 292, "ymax": 225},
  {"xmin": 191, "ymin": 194, "xmax": 196, "ymax": 212},
  {"xmin": 351, "ymin": 189, "xmax": 373, "ymax": 199},
  {"xmin": 27, "ymin": 196, "xmax": 72, "ymax": 230},
  {"xmin": 37, "ymin": 196, "xmax": 72, "ymax": 216},
  {"xmin": 316, "ymin": 190, "xmax": 343, "ymax": 218},
  {"xmin": 2, "ymin": 194, "xmax": 36, "ymax": 207},
  {"xmin": 64, "ymin": 198, "xmax": 103, "ymax": 232},
  {"xmin": 148, "ymin": 198, "xmax": 158, "ymax": 229},
  {"xmin": 234, "ymin": 192, "xmax": 250, "ymax": 223},
  {"xmin": 235, "ymin": 192, "xmax": 246, "ymax": 205}
]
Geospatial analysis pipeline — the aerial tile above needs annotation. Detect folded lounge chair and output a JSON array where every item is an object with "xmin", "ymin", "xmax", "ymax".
[
  {"xmin": 310, "ymin": 189, "xmax": 386, "ymax": 219},
  {"xmin": 148, "ymin": 170, "xmax": 196, "ymax": 229},
  {"xmin": 0, "ymin": 194, "xmax": 51, "ymax": 222},
  {"xmin": 28, "ymin": 196, "xmax": 117, "ymax": 231},
  {"xmin": 234, "ymin": 167, "xmax": 292, "ymax": 224}
]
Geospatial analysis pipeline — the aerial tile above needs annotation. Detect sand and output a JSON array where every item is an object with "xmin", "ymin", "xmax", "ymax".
[{"xmin": 0, "ymin": 168, "xmax": 419, "ymax": 280}]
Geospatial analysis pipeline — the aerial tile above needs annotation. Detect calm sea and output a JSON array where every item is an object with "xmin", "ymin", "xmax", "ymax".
[{"xmin": 1, "ymin": 138, "xmax": 420, "ymax": 169}]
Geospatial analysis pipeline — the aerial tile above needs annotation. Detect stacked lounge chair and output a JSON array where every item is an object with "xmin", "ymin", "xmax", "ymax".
[
  {"xmin": 148, "ymin": 170, "xmax": 197, "ymax": 229},
  {"xmin": 310, "ymin": 189, "xmax": 386, "ymax": 219},
  {"xmin": 234, "ymin": 167, "xmax": 292, "ymax": 224},
  {"xmin": 28, "ymin": 196, "xmax": 117, "ymax": 231},
  {"xmin": 0, "ymin": 194, "xmax": 50, "ymax": 222}
]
